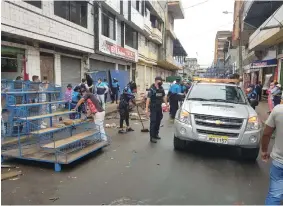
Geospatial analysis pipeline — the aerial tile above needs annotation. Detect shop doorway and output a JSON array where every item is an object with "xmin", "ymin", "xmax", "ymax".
[{"xmin": 40, "ymin": 53, "xmax": 54, "ymax": 83}]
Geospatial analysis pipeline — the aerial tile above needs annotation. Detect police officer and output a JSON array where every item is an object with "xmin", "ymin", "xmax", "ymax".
[
  {"xmin": 110, "ymin": 78, "xmax": 120, "ymax": 104},
  {"xmin": 145, "ymin": 77, "xmax": 168, "ymax": 143},
  {"xmin": 168, "ymin": 78, "xmax": 182, "ymax": 119}
]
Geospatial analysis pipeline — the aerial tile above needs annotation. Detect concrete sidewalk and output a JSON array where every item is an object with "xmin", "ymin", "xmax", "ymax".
[{"xmin": 255, "ymin": 101, "xmax": 269, "ymax": 123}]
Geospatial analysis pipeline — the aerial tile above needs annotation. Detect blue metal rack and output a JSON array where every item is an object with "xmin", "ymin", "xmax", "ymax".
[{"xmin": 1, "ymin": 80, "xmax": 109, "ymax": 172}]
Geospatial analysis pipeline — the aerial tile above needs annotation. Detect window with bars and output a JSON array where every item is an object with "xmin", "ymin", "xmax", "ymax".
[
  {"xmin": 101, "ymin": 9, "xmax": 116, "ymax": 40},
  {"xmin": 54, "ymin": 1, "xmax": 87, "ymax": 28}
]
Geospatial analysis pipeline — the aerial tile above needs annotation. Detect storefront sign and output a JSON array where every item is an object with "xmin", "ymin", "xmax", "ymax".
[
  {"xmin": 251, "ymin": 59, "xmax": 277, "ymax": 68},
  {"xmin": 100, "ymin": 40, "xmax": 136, "ymax": 61}
]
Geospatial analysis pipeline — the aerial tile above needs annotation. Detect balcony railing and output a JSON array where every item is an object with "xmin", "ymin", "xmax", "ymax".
[
  {"xmin": 151, "ymin": 28, "xmax": 162, "ymax": 44},
  {"xmin": 144, "ymin": 18, "xmax": 152, "ymax": 35}
]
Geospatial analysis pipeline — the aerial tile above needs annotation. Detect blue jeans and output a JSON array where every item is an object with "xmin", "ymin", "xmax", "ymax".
[{"xmin": 265, "ymin": 160, "xmax": 283, "ymax": 205}]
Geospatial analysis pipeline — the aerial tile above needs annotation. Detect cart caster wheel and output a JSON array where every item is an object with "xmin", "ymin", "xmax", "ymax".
[{"xmin": 54, "ymin": 163, "xmax": 61, "ymax": 172}]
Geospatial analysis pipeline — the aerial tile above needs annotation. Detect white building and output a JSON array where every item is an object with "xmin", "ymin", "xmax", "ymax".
[{"xmin": 1, "ymin": 0, "xmax": 185, "ymax": 92}]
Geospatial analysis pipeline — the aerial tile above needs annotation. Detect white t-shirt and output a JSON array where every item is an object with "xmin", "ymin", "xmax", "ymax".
[{"xmin": 265, "ymin": 104, "xmax": 283, "ymax": 164}]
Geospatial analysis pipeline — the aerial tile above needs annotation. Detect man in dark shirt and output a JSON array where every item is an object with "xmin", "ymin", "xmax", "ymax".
[
  {"xmin": 74, "ymin": 88, "xmax": 107, "ymax": 141},
  {"xmin": 145, "ymin": 77, "xmax": 168, "ymax": 143},
  {"xmin": 255, "ymin": 81, "xmax": 263, "ymax": 101}
]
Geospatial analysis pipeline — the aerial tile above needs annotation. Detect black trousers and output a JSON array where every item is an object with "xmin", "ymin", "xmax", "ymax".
[
  {"xmin": 104, "ymin": 92, "xmax": 108, "ymax": 103},
  {"xmin": 111, "ymin": 88, "xmax": 119, "ymax": 103},
  {"xmin": 150, "ymin": 105, "xmax": 163, "ymax": 138},
  {"xmin": 169, "ymin": 94, "xmax": 179, "ymax": 119},
  {"xmin": 119, "ymin": 108, "xmax": 129, "ymax": 128}
]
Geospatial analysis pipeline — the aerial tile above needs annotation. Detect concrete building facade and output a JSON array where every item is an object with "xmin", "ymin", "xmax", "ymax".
[{"xmin": 1, "ymin": 0, "xmax": 186, "ymax": 94}]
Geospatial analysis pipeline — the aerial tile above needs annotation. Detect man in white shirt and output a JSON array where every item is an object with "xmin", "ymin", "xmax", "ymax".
[{"xmin": 261, "ymin": 104, "xmax": 283, "ymax": 205}]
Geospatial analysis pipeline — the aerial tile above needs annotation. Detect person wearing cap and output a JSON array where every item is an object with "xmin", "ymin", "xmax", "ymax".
[
  {"xmin": 145, "ymin": 76, "xmax": 168, "ymax": 143},
  {"xmin": 168, "ymin": 78, "xmax": 182, "ymax": 119},
  {"xmin": 110, "ymin": 78, "xmax": 120, "ymax": 104},
  {"xmin": 272, "ymin": 83, "xmax": 282, "ymax": 107},
  {"xmin": 118, "ymin": 85, "xmax": 136, "ymax": 134},
  {"xmin": 73, "ymin": 87, "xmax": 107, "ymax": 142}
]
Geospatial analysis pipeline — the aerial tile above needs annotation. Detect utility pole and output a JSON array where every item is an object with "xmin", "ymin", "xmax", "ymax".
[{"xmin": 238, "ymin": 7, "xmax": 243, "ymax": 79}]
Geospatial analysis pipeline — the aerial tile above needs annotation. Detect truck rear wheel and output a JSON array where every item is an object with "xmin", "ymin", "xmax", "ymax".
[
  {"xmin": 241, "ymin": 148, "xmax": 259, "ymax": 161},
  {"xmin": 174, "ymin": 136, "xmax": 186, "ymax": 151}
]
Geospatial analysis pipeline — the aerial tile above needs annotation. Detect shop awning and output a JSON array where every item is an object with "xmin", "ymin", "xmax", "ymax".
[{"xmin": 251, "ymin": 58, "xmax": 277, "ymax": 69}]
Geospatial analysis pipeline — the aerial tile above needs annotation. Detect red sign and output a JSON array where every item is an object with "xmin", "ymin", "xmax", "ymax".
[{"xmin": 101, "ymin": 41, "xmax": 136, "ymax": 61}]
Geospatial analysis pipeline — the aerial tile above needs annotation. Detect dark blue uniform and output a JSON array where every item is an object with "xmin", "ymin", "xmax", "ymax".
[
  {"xmin": 148, "ymin": 84, "xmax": 165, "ymax": 141},
  {"xmin": 168, "ymin": 83, "xmax": 182, "ymax": 119},
  {"xmin": 111, "ymin": 80, "xmax": 120, "ymax": 103},
  {"xmin": 118, "ymin": 86, "xmax": 135, "ymax": 131}
]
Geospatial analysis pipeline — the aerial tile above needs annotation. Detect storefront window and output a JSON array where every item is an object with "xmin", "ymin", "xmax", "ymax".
[
  {"xmin": 1, "ymin": 46, "xmax": 25, "ymax": 80},
  {"xmin": 278, "ymin": 43, "xmax": 283, "ymax": 55}
]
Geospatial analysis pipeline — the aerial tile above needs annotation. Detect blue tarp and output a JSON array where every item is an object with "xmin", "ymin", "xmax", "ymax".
[{"xmin": 110, "ymin": 70, "xmax": 130, "ymax": 96}]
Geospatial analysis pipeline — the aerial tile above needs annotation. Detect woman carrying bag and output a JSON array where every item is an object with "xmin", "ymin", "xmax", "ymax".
[{"xmin": 73, "ymin": 87, "xmax": 107, "ymax": 142}]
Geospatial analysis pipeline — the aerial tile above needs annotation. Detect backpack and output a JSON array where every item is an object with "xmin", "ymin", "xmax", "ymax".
[{"xmin": 86, "ymin": 99, "xmax": 97, "ymax": 114}]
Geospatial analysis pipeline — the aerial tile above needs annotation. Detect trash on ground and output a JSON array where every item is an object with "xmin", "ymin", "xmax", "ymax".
[
  {"xmin": 1, "ymin": 170, "xmax": 22, "ymax": 181},
  {"xmin": 9, "ymin": 177, "xmax": 19, "ymax": 181},
  {"xmin": 49, "ymin": 197, "xmax": 59, "ymax": 202},
  {"xmin": 105, "ymin": 123, "xmax": 117, "ymax": 128}
]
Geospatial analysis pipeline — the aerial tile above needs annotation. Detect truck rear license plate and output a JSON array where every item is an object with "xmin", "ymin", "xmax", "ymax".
[{"xmin": 207, "ymin": 135, "xmax": 228, "ymax": 144}]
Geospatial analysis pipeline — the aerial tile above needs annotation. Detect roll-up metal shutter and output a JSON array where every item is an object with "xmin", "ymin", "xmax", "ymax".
[
  {"xmin": 90, "ymin": 59, "xmax": 115, "ymax": 72},
  {"xmin": 61, "ymin": 56, "xmax": 81, "ymax": 91}
]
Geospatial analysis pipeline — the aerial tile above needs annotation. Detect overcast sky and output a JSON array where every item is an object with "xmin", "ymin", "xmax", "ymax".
[{"xmin": 174, "ymin": 0, "xmax": 235, "ymax": 67}]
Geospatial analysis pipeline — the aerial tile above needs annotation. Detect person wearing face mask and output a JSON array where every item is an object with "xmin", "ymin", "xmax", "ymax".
[
  {"xmin": 145, "ymin": 77, "xmax": 168, "ymax": 143},
  {"xmin": 95, "ymin": 78, "xmax": 109, "ymax": 109}
]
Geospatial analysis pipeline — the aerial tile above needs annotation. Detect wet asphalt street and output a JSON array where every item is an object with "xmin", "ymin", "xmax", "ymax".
[{"xmin": 2, "ymin": 112, "xmax": 272, "ymax": 205}]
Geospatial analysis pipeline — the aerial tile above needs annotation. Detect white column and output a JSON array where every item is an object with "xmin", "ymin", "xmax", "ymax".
[
  {"xmin": 26, "ymin": 47, "xmax": 40, "ymax": 80},
  {"xmin": 115, "ymin": 63, "xmax": 118, "ymax": 70},
  {"xmin": 81, "ymin": 55, "xmax": 89, "ymax": 78},
  {"xmin": 54, "ymin": 54, "xmax": 61, "ymax": 86}
]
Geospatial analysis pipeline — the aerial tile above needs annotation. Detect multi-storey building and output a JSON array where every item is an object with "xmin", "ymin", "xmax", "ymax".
[
  {"xmin": 2, "ymin": 0, "xmax": 94, "ymax": 89},
  {"xmin": 213, "ymin": 31, "xmax": 232, "ymax": 66},
  {"xmin": 183, "ymin": 57, "xmax": 198, "ymax": 79},
  {"xmin": 232, "ymin": 0, "xmax": 283, "ymax": 89},
  {"xmin": 1, "ymin": 0, "xmax": 186, "ymax": 93}
]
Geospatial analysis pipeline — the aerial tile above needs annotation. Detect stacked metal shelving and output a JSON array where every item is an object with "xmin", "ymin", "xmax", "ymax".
[{"xmin": 1, "ymin": 80, "xmax": 108, "ymax": 171}]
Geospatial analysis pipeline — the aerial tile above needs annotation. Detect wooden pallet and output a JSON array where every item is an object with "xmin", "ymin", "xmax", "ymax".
[
  {"xmin": 17, "ymin": 111, "xmax": 76, "ymax": 121},
  {"xmin": 41, "ymin": 130, "xmax": 97, "ymax": 149},
  {"xmin": 2, "ymin": 135, "xmax": 30, "ymax": 146}
]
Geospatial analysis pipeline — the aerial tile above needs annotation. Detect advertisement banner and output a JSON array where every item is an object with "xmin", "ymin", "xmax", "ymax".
[{"xmin": 100, "ymin": 40, "xmax": 137, "ymax": 62}]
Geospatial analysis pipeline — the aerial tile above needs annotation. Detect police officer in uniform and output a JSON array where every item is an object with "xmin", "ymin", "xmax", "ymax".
[
  {"xmin": 168, "ymin": 78, "xmax": 182, "ymax": 119},
  {"xmin": 145, "ymin": 77, "xmax": 168, "ymax": 143}
]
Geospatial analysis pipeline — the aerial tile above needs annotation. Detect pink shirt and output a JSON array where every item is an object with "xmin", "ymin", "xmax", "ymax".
[{"xmin": 64, "ymin": 89, "xmax": 72, "ymax": 102}]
